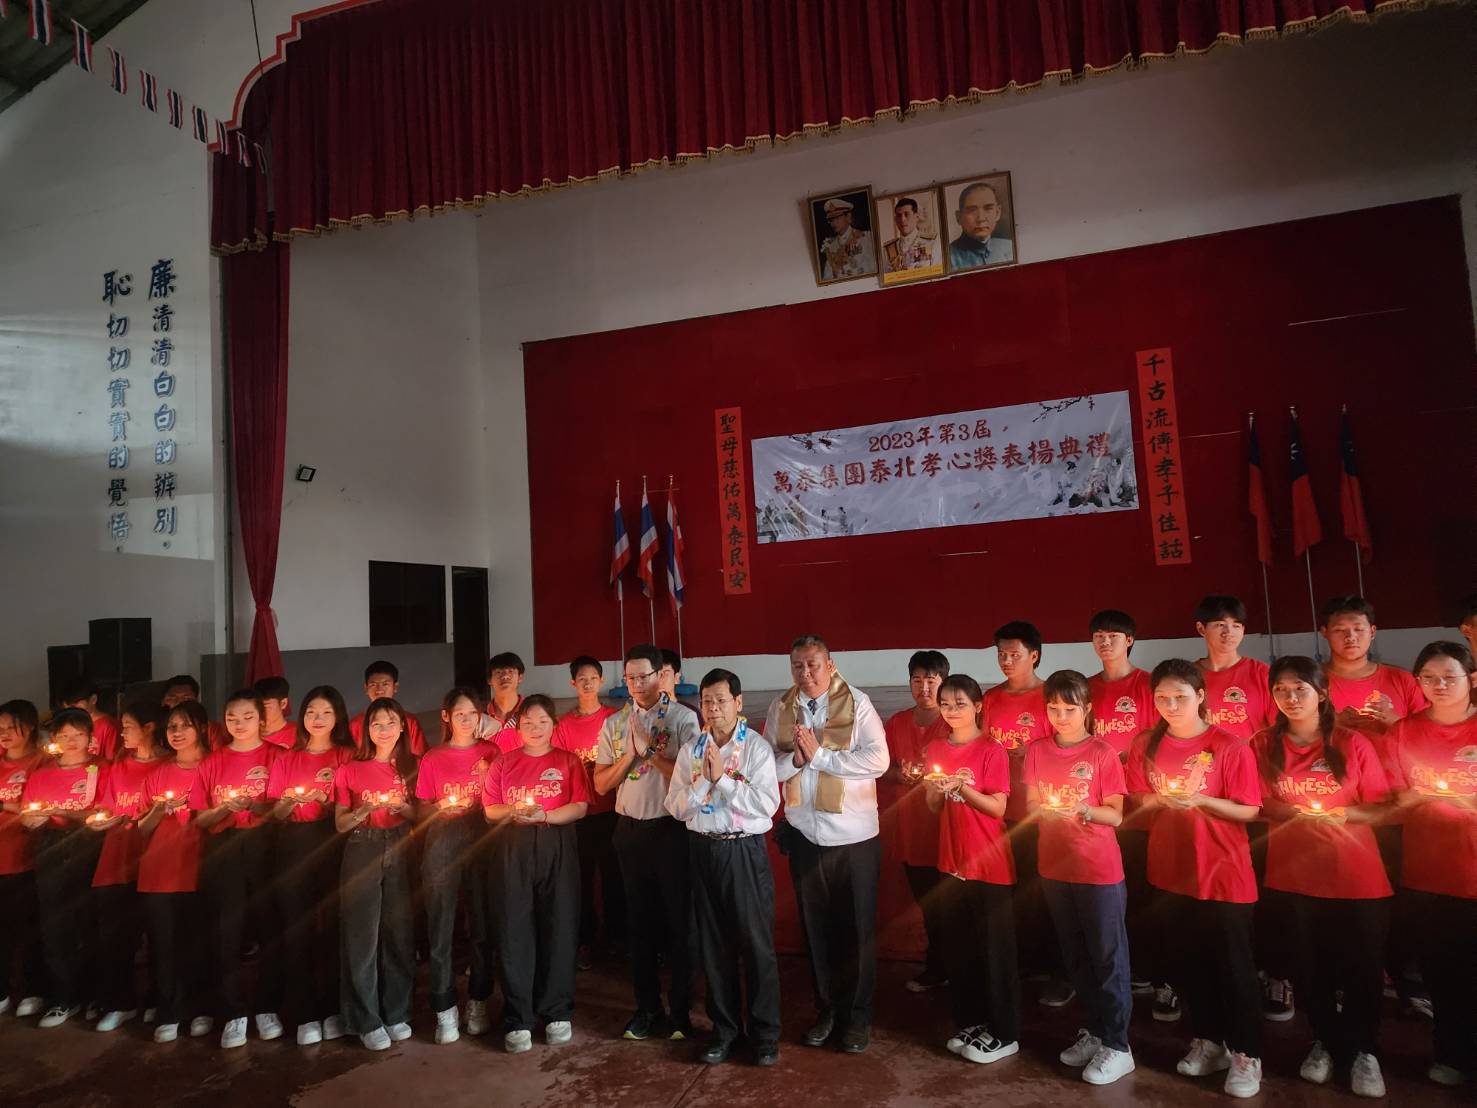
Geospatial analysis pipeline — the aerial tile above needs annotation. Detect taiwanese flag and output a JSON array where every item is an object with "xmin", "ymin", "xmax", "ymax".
[
  {"xmin": 608, "ymin": 486, "xmax": 631, "ymax": 586},
  {"xmin": 637, "ymin": 487, "xmax": 659, "ymax": 599},
  {"xmin": 665, "ymin": 487, "xmax": 686, "ymax": 614},
  {"xmin": 1339, "ymin": 408, "xmax": 1372, "ymax": 562},
  {"xmin": 1247, "ymin": 414, "xmax": 1273, "ymax": 565},
  {"xmin": 1289, "ymin": 409, "xmax": 1322, "ymax": 557}
]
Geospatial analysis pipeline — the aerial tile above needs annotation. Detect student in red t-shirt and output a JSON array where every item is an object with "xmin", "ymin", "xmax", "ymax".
[
  {"xmin": 60, "ymin": 683, "xmax": 120, "ymax": 762},
  {"xmin": 1124, "ymin": 659, "xmax": 1264, "ymax": 1099},
  {"xmin": 191, "ymin": 689, "xmax": 283, "ymax": 1050},
  {"xmin": 19, "ymin": 708, "xmax": 106, "ymax": 1029},
  {"xmin": 335, "ymin": 697, "xmax": 419, "ymax": 1052},
  {"xmin": 254, "ymin": 676, "xmax": 297, "ymax": 750},
  {"xmin": 1026, "ymin": 670, "xmax": 1133, "ymax": 1087},
  {"xmin": 924, "ymin": 674, "xmax": 1019, "ymax": 1067},
  {"xmin": 1459, "ymin": 596, "xmax": 1477, "ymax": 662},
  {"xmin": 1385, "ymin": 641, "xmax": 1477, "ymax": 1088},
  {"xmin": 415, "ymin": 686, "xmax": 499, "ymax": 1045},
  {"xmin": 161, "ymin": 675, "xmax": 229, "ymax": 751},
  {"xmin": 1321, "ymin": 596, "xmax": 1427, "ymax": 734},
  {"xmin": 483, "ymin": 651, "xmax": 526, "ymax": 743},
  {"xmin": 0, "ymin": 699, "xmax": 47, "ymax": 1018},
  {"xmin": 266, "ymin": 685, "xmax": 355, "ymax": 1047},
  {"xmin": 89, "ymin": 700, "xmax": 169, "ymax": 1033},
  {"xmin": 349, "ymin": 661, "xmax": 428, "ymax": 755},
  {"xmin": 482, "ymin": 694, "xmax": 589, "ymax": 1055},
  {"xmin": 1255, "ymin": 656, "xmax": 1393, "ymax": 1098},
  {"xmin": 550, "ymin": 656, "xmax": 622, "ymax": 967},
  {"xmin": 880, "ymin": 649, "xmax": 951, "ymax": 993},
  {"xmin": 138, "ymin": 700, "xmax": 211, "ymax": 1043}
]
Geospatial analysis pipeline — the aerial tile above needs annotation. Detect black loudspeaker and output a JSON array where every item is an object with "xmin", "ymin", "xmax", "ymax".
[
  {"xmin": 46, "ymin": 644, "xmax": 91, "ymax": 708},
  {"xmin": 88, "ymin": 618, "xmax": 152, "ymax": 686}
]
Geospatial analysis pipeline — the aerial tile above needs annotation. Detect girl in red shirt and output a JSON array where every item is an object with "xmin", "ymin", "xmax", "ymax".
[
  {"xmin": 0, "ymin": 699, "xmax": 47, "ymax": 1018},
  {"xmin": 138, "ymin": 700, "xmax": 210, "ymax": 1043},
  {"xmin": 89, "ymin": 700, "xmax": 169, "ymax": 1033},
  {"xmin": 1124, "ymin": 659, "xmax": 1264, "ymax": 1099},
  {"xmin": 1026, "ymin": 670, "xmax": 1133, "ymax": 1087},
  {"xmin": 19, "ymin": 708, "xmax": 106, "ymax": 1028},
  {"xmin": 482, "ymin": 695, "xmax": 589, "ymax": 1054},
  {"xmin": 923, "ymin": 674, "xmax": 1019, "ymax": 1067},
  {"xmin": 266, "ymin": 686, "xmax": 355, "ymax": 1047},
  {"xmin": 1385, "ymin": 641, "xmax": 1477, "ymax": 1087},
  {"xmin": 335, "ymin": 697, "xmax": 419, "ymax": 1052},
  {"xmin": 1254, "ymin": 656, "xmax": 1393, "ymax": 1098}
]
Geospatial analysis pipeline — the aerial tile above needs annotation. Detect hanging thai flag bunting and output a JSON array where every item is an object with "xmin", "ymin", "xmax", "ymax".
[
  {"xmin": 637, "ymin": 485, "xmax": 659, "ymax": 599},
  {"xmin": 665, "ymin": 483, "xmax": 686, "ymax": 614},
  {"xmin": 166, "ymin": 89, "xmax": 184, "ymax": 128},
  {"xmin": 191, "ymin": 106, "xmax": 209, "ymax": 142},
  {"xmin": 139, "ymin": 70, "xmax": 158, "ymax": 112},
  {"xmin": 71, "ymin": 19, "xmax": 93, "ymax": 70},
  {"xmin": 609, "ymin": 485, "xmax": 632, "ymax": 586},
  {"xmin": 253, "ymin": 140, "xmax": 267, "ymax": 172},
  {"xmin": 215, "ymin": 119, "xmax": 230, "ymax": 154},
  {"xmin": 107, "ymin": 47, "xmax": 126, "ymax": 94},
  {"xmin": 29, "ymin": 0, "xmax": 53, "ymax": 44},
  {"xmin": 234, "ymin": 130, "xmax": 251, "ymax": 167}
]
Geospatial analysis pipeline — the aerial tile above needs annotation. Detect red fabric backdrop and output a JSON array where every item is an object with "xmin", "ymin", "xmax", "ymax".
[
  {"xmin": 211, "ymin": 0, "xmax": 1431, "ymax": 252},
  {"xmin": 523, "ymin": 197, "xmax": 1477, "ymax": 663}
]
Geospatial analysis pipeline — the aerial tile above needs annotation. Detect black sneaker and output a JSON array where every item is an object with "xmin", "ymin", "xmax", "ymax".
[
  {"xmin": 1130, "ymin": 977, "xmax": 1154, "ymax": 996},
  {"xmin": 576, "ymin": 945, "xmax": 593, "ymax": 971},
  {"xmin": 1038, "ymin": 979, "xmax": 1076, "ymax": 1008},
  {"xmin": 1262, "ymin": 976, "xmax": 1294, "ymax": 1022},
  {"xmin": 1152, "ymin": 985, "xmax": 1181, "ymax": 1022},
  {"xmin": 905, "ymin": 969, "xmax": 948, "ymax": 993},
  {"xmin": 622, "ymin": 1010, "xmax": 662, "ymax": 1041},
  {"xmin": 669, "ymin": 1017, "xmax": 694, "ymax": 1042}
]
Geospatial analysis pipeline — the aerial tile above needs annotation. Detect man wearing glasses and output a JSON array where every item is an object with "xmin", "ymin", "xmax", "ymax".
[{"xmin": 595, "ymin": 643, "xmax": 701, "ymax": 1042}]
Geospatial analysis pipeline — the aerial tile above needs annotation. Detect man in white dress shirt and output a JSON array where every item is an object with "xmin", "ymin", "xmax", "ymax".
[
  {"xmin": 764, "ymin": 635, "xmax": 889, "ymax": 1054},
  {"xmin": 666, "ymin": 668, "xmax": 781, "ymax": 1067}
]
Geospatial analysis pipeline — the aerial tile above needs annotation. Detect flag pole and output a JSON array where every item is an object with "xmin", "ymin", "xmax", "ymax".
[
  {"xmin": 615, "ymin": 480, "xmax": 626, "ymax": 666},
  {"xmin": 669, "ymin": 473, "xmax": 684, "ymax": 660},
  {"xmin": 1304, "ymin": 551, "xmax": 1320, "ymax": 661},
  {"xmin": 643, "ymin": 475, "xmax": 656, "ymax": 642},
  {"xmin": 1343, "ymin": 406, "xmax": 1366, "ymax": 598},
  {"xmin": 1250, "ymin": 412, "xmax": 1276, "ymax": 660}
]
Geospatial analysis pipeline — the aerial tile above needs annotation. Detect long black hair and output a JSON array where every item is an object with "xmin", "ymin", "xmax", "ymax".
[
  {"xmin": 356, "ymin": 697, "xmax": 419, "ymax": 784},
  {"xmin": 293, "ymin": 686, "xmax": 355, "ymax": 752},
  {"xmin": 1413, "ymin": 640, "xmax": 1477, "ymax": 706},
  {"xmin": 1143, "ymin": 658, "xmax": 1208, "ymax": 778},
  {"xmin": 1042, "ymin": 669, "xmax": 1095, "ymax": 737},
  {"xmin": 1262, "ymin": 655, "xmax": 1344, "ymax": 787},
  {"xmin": 439, "ymin": 685, "xmax": 486, "ymax": 745}
]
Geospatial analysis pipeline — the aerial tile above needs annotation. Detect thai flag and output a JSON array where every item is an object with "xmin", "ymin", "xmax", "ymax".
[
  {"xmin": 1339, "ymin": 408, "xmax": 1372, "ymax": 562},
  {"xmin": 608, "ymin": 486, "xmax": 632, "ymax": 586},
  {"xmin": 167, "ymin": 89, "xmax": 184, "ymax": 129},
  {"xmin": 253, "ymin": 140, "xmax": 267, "ymax": 174},
  {"xmin": 1289, "ymin": 408, "xmax": 1322, "ymax": 557},
  {"xmin": 637, "ymin": 488, "xmax": 659, "ymax": 599},
  {"xmin": 71, "ymin": 20, "xmax": 92, "ymax": 70},
  {"xmin": 139, "ymin": 70, "xmax": 158, "ymax": 113},
  {"xmin": 665, "ymin": 487, "xmax": 686, "ymax": 613},
  {"xmin": 235, "ymin": 131, "xmax": 252, "ymax": 168},
  {"xmin": 1247, "ymin": 414, "xmax": 1273, "ymax": 565},
  {"xmin": 29, "ymin": 0, "xmax": 52, "ymax": 44},
  {"xmin": 215, "ymin": 119, "xmax": 230, "ymax": 154},
  {"xmin": 191, "ymin": 106, "xmax": 209, "ymax": 142},
  {"xmin": 107, "ymin": 47, "xmax": 126, "ymax": 94}
]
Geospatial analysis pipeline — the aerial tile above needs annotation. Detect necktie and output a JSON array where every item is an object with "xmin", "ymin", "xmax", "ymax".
[{"xmin": 807, "ymin": 698, "xmax": 818, "ymax": 714}]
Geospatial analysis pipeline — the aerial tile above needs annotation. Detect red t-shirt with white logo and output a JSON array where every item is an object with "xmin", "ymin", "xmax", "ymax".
[
  {"xmin": 551, "ymin": 708, "xmax": 616, "ymax": 815},
  {"xmin": 1252, "ymin": 727, "xmax": 1392, "ymax": 899},
  {"xmin": 21, "ymin": 760, "xmax": 106, "ymax": 827},
  {"xmin": 983, "ymin": 684, "xmax": 1053, "ymax": 821},
  {"xmin": 349, "ymin": 713, "xmax": 428, "ymax": 756},
  {"xmin": 1198, "ymin": 657, "xmax": 1275, "ymax": 740},
  {"xmin": 137, "ymin": 761, "xmax": 204, "ymax": 893},
  {"xmin": 1327, "ymin": 665, "xmax": 1427, "ymax": 735},
  {"xmin": 334, "ymin": 759, "xmax": 415, "ymax": 828},
  {"xmin": 189, "ymin": 745, "xmax": 276, "ymax": 833},
  {"xmin": 93, "ymin": 754, "xmax": 162, "ymax": 886},
  {"xmin": 1383, "ymin": 712, "xmax": 1477, "ymax": 900},
  {"xmin": 0, "ymin": 752, "xmax": 46, "ymax": 875},
  {"xmin": 91, "ymin": 714, "xmax": 121, "ymax": 761},
  {"xmin": 1089, "ymin": 669, "xmax": 1154, "ymax": 757},
  {"xmin": 267, "ymin": 746, "xmax": 353, "ymax": 821},
  {"xmin": 882, "ymin": 709, "xmax": 949, "ymax": 869},
  {"xmin": 416, "ymin": 740, "xmax": 499, "ymax": 810},
  {"xmin": 1124, "ymin": 726, "xmax": 1261, "ymax": 902},
  {"xmin": 481, "ymin": 747, "xmax": 591, "ymax": 813},
  {"xmin": 1024, "ymin": 737, "xmax": 1126, "ymax": 884},
  {"xmin": 923, "ymin": 735, "xmax": 1014, "ymax": 886},
  {"xmin": 262, "ymin": 722, "xmax": 297, "ymax": 750}
]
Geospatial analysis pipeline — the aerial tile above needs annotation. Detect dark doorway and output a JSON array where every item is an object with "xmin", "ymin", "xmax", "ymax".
[{"xmin": 452, "ymin": 566, "xmax": 490, "ymax": 690}]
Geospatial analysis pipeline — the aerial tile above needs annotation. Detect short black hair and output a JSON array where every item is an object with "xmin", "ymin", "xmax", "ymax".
[
  {"xmin": 49, "ymin": 707, "xmax": 94, "ymax": 738},
  {"xmin": 163, "ymin": 674, "xmax": 200, "ymax": 695},
  {"xmin": 624, "ymin": 643, "xmax": 662, "ymax": 671},
  {"xmin": 1194, "ymin": 595, "xmax": 1248, "ymax": 624},
  {"xmin": 790, "ymin": 634, "xmax": 830, "ymax": 654},
  {"xmin": 60, "ymin": 681, "xmax": 97, "ymax": 705},
  {"xmin": 907, "ymin": 650, "xmax": 950, "ymax": 679},
  {"xmin": 0, "ymin": 699, "xmax": 40, "ymax": 736},
  {"xmin": 1089, "ymin": 609, "xmax": 1137, "ymax": 638},
  {"xmin": 488, "ymin": 652, "xmax": 526, "ymax": 676},
  {"xmin": 122, "ymin": 699, "xmax": 163, "ymax": 732},
  {"xmin": 700, "ymin": 668, "xmax": 742, "ymax": 697},
  {"xmin": 895, "ymin": 196, "xmax": 919, "ymax": 214},
  {"xmin": 993, "ymin": 620, "xmax": 1042, "ymax": 658},
  {"xmin": 364, "ymin": 660, "xmax": 399, "ymax": 683},
  {"xmin": 1459, "ymin": 594, "xmax": 1477, "ymax": 625},
  {"xmin": 223, "ymin": 688, "xmax": 265, "ymax": 716},
  {"xmin": 253, "ymin": 675, "xmax": 290, "ymax": 701},
  {"xmin": 659, "ymin": 648, "xmax": 682, "ymax": 675},
  {"xmin": 1320, "ymin": 594, "xmax": 1376, "ymax": 626},
  {"xmin": 569, "ymin": 655, "xmax": 603, "ymax": 679}
]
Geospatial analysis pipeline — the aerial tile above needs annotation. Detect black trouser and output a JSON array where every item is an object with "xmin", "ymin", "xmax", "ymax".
[
  {"xmin": 1117, "ymin": 827, "xmax": 1158, "ymax": 982},
  {"xmin": 1043, "ymin": 879, "xmax": 1132, "ymax": 1052},
  {"xmin": 1160, "ymin": 892, "xmax": 1262, "ymax": 1057},
  {"xmin": 276, "ymin": 819, "xmax": 343, "ymax": 1026},
  {"xmin": 33, "ymin": 826, "xmax": 102, "ymax": 1010},
  {"xmin": 423, "ymin": 814, "xmax": 495, "ymax": 1013},
  {"xmin": 1374, "ymin": 827, "xmax": 1424, "ymax": 998},
  {"xmin": 614, "ymin": 815, "xmax": 691, "ymax": 1020},
  {"xmin": 339, "ymin": 825, "xmax": 414, "ymax": 1036},
  {"xmin": 203, "ymin": 825, "xmax": 283, "ymax": 1021},
  {"xmin": 902, "ymin": 863, "xmax": 947, "ymax": 980},
  {"xmin": 490, "ymin": 824, "xmax": 579, "ymax": 1032},
  {"xmin": 576, "ymin": 810, "xmax": 625, "ymax": 948},
  {"xmin": 941, "ymin": 876, "xmax": 1021, "ymax": 1042},
  {"xmin": 145, "ymin": 891, "xmax": 207, "ymax": 1026},
  {"xmin": 787, "ymin": 831, "xmax": 881, "ymax": 1033},
  {"xmin": 94, "ymin": 882, "xmax": 145, "ymax": 1013},
  {"xmin": 0, "ymin": 870, "xmax": 44, "ymax": 1002},
  {"xmin": 690, "ymin": 833, "xmax": 781, "ymax": 1046},
  {"xmin": 1249, "ymin": 823, "xmax": 1294, "ymax": 982},
  {"xmin": 1276, "ymin": 891, "xmax": 1388, "ymax": 1063},
  {"xmin": 1409, "ymin": 890, "xmax": 1477, "ymax": 1072},
  {"xmin": 1006, "ymin": 820, "xmax": 1059, "ymax": 977}
]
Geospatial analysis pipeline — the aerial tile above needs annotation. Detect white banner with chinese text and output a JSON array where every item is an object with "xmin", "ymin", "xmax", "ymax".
[{"xmin": 751, "ymin": 391, "xmax": 1139, "ymax": 543}]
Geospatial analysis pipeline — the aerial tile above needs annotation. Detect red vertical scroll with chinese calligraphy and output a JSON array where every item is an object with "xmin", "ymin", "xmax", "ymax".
[
  {"xmin": 1135, "ymin": 348, "xmax": 1191, "ymax": 566},
  {"xmin": 714, "ymin": 407, "xmax": 753, "ymax": 594}
]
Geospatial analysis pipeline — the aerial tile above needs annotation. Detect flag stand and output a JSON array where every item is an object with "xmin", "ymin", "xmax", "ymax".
[
  {"xmin": 642, "ymin": 475, "xmax": 656, "ymax": 642},
  {"xmin": 609, "ymin": 480, "xmax": 630, "ymax": 699},
  {"xmin": 1352, "ymin": 543, "xmax": 1365, "ymax": 599},
  {"xmin": 1304, "ymin": 551, "xmax": 1320, "ymax": 661},
  {"xmin": 1260, "ymin": 562, "xmax": 1277, "ymax": 661}
]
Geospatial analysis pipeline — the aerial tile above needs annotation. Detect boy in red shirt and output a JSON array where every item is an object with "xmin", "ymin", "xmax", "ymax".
[
  {"xmin": 161, "ymin": 675, "xmax": 229, "ymax": 750},
  {"xmin": 348, "ymin": 662, "xmax": 428, "ymax": 755},
  {"xmin": 1320, "ymin": 596, "xmax": 1427, "ymax": 730},
  {"xmin": 483, "ymin": 651, "xmax": 526, "ymax": 741},
  {"xmin": 253, "ymin": 676, "xmax": 297, "ymax": 749},
  {"xmin": 1193, "ymin": 596, "xmax": 1275, "ymax": 741},
  {"xmin": 60, "ymin": 683, "xmax": 120, "ymax": 762}
]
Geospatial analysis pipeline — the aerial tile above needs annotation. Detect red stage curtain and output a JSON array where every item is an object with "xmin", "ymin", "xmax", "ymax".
[
  {"xmin": 223, "ymin": 243, "xmax": 291, "ymax": 683},
  {"xmin": 211, "ymin": 0, "xmax": 1426, "ymax": 253}
]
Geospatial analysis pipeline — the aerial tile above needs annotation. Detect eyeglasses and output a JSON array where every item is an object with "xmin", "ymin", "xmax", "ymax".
[
  {"xmin": 624, "ymin": 671, "xmax": 657, "ymax": 683},
  {"xmin": 1418, "ymin": 674, "xmax": 1470, "ymax": 689}
]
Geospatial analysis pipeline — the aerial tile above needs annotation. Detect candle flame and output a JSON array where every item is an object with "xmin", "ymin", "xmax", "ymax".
[{"xmin": 1436, "ymin": 779, "xmax": 1449, "ymax": 791}]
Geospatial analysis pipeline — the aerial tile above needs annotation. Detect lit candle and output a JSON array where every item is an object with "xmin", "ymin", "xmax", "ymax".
[
  {"xmin": 1436, "ymin": 779, "xmax": 1450, "ymax": 793},
  {"xmin": 163, "ymin": 790, "xmax": 175, "ymax": 801},
  {"xmin": 227, "ymin": 788, "xmax": 240, "ymax": 800},
  {"xmin": 1310, "ymin": 799, "xmax": 1323, "ymax": 813},
  {"xmin": 294, "ymin": 786, "xmax": 307, "ymax": 797},
  {"xmin": 90, "ymin": 810, "xmax": 109, "ymax": 823},
  {"xmin": 45, "ymin": 742, "xmax": 59, "ymax": 756},
  {"xmin": 28, "ymin": 802, "xmax": 41, "ymax": 812}
]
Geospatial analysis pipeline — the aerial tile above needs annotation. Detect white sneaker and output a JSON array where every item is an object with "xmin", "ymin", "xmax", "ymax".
[
  {"xmin": 1083, "ymin": 1046, "xmax": 1135, "ymax": 1086},
  {"xmin": 361, "ymin": 1027, "xmax": 392, "ymax": 1051},
  {"xmin": 1427, "ymin": 1062, "xmax": 1465, "ymax": 1087},
  {"xmin": 505, "ymin": 1029, "xmax": 533, "ymax": 1053},
  {"xmin": 434, "ymin": 1005, "xmax": 460, "ymax": 1045},
  {"xmin": 190, "ymin": 1015, "xmax": 214, "ymax": 1037},
  {"xmin": 1177, "ymin": 1038, "xmax": 1231, "ymax": 1077},
  {"xmin": 297, "ymin": 1021, "xmax": 323, "ymax": 1046},
  {"xmin": 96, "ymin": 1009, "xmax": 137, "ymax": 1032},
  {"xmin": 1299, "ymin": 1041, "xmax": 1333, "ymax": 1084},
  {"xmin": 85, "ymin": 1003, "xmax": 100, "ymax": 1021},
  {"xmin": 39, "ymin": 1005, "xmax": 80, "ymax": 1029},
  {"xmin": 15, "ymin": 996, "xmax": 43, "ymax": 1018},
  {"xmin": 545, "ymin": 1020, "xmax": 572, "ymax": 1045},
  {"xmin": 1059, "ymin": 1029, "xmax": 1102, "ymax": 1067},
  {"xmin": 387, "ymin": 1022, "xmax": 412, "ymax": 1042},
  {"xmin": 946, "ymin": 1024, "xmax": 984, "ymax": 1054},
  {"xmin": 255, "ymin": 1012, "xmax": 284, "ymax": 1040},
  {"xmin": 144, "ymin": 1007, "xmax": 157, "ymax": 1024},
  {"xmin": 466, "ymin": 998, "xmax": 490, "ymax": 1036},
  {"xmin": 0, "ymin": 996, "xmax": 9, "ymax": 1015},
  {"xmin": 221, "ymin": 1017, "xmax": 249, "ymax": 1049},
  {"xmin": 960, "ymin": 1030, "xmax": 1019, "ymax": 1065},
  {"xmin": 322, "ymin": 1014, "xmax": 347, "ymax": 1041},
  {"xmin": 154, "ymin": 1022, "xmax": 180, "ymax": 1043},
  {"xmin": 1224, "ymin": 1053, "xmax": 1262, "ymax": 1099},
  {"xmin": 1351, "ymin": 1053, "xmax": 1386, "ymax": 1098}
]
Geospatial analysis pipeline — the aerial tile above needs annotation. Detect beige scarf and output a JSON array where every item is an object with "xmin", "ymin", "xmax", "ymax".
[{"xmin": 775, "ymin": 672, "xmax": 855, "ymax": 814}]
